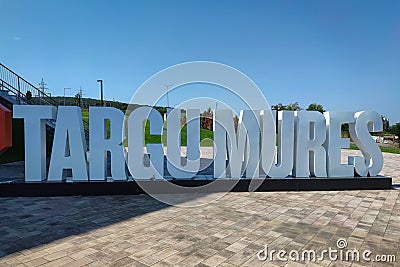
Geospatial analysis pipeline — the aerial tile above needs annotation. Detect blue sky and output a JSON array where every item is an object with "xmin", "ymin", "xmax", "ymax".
[{"xmin": 1, "ymin": 0, "xmax": 400, "ymax": 123}]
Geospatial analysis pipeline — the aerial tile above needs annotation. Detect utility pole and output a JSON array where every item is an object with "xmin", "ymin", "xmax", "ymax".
[
  {"xmin": 97, "ymin": 80, "xmax": 104, "ymax": 106},
  {"xmin": 38, "ymin": 78, "xmax": 48, "ymax": 97},
  {"xmin": 78, "ymin": 87, "xmax": 84, "ymax": 108}
]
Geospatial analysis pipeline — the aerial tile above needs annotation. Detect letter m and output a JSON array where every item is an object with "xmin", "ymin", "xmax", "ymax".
[{"xmin": 213, "ymin": 110, "xmax": 260, "ymax": 178}]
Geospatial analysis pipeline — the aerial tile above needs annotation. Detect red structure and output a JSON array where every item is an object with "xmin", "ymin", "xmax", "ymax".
[{"xmin": 0, "ymin": 103, "xmax": 12, "ymax": 154}]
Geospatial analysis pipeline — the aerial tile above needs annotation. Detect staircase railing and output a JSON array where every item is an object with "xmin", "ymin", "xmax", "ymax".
[
  {"xmin": 0, "ymin": 63, "xmax": 58, "ymax": 106},
  {"xmin": 0, "ymin": 63, "xmax": 90, "ymax": 139}
]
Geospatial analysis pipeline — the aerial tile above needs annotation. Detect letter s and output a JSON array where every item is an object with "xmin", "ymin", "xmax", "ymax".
[{"xmin": 349, "ymin": 111, "xmax": 383, "ymax": 176}]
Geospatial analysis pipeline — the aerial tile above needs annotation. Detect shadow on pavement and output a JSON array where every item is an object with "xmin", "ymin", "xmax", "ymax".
[
  {"xmin": 0, "ymin": 157, "xmax": 222, "ymax": 257},
  {"xmin": 0, "ymin": 194, "xmax": 171, "ymax": 257}
]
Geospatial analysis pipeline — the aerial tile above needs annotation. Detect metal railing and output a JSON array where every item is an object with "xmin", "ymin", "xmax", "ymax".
[
  {"xmin": 0, "ymin": 63, "xmax": 89, "ymax": 139},
  {"xmin": 0, "ymin": 63, "xmax": 59, "ymax": 106}
]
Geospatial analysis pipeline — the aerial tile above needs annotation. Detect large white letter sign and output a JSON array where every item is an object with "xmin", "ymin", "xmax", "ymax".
[
  {"xmin": 324, "ymin": 112, "xmax": 355, "ymax": 177},
  {"xmin": 349, "ymin": 111, "xmax": 383, "ymax": 176},
  {"xmin": 48, "ymin": 107, "xmax": 88, "ymax": 181},
  {"xmin": 167, "ymin": 109, "xmax": 200, "ymax": 178},
  {"xmin": 89, "ymin": 107, "xmax": 126, "ymax": 181},
  {"xmin": 259, "ymin": 110, "xmax": 276, "ymax": 177},
  {"xmin": 13, "ymin": 105, "xmax": 56, "ymax": 182},
  {"xmin": 214, "ymin": 109, "xmax": 260, "ymax": 178},
  {"xmin": 267, "ymin": 111, "xmax": 295, "ymax": 178},
  {"xmin": 293, "ymin": 111, "xmax": 327, "ymax": 177},
  {"xmin": 127, "ymin": 107, "xmax": 164, "ymax": 179}
]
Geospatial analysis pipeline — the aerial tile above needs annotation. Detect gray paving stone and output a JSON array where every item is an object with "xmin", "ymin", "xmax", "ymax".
[{"xmin": 0, "ymin": 149, "xmax": 399, "ymax": 266}]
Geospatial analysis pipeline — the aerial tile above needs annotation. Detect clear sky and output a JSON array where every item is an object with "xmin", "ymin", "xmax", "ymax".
[{"xmin": 1, "ymin": 0, "xmax": 400, "ymax": 123}]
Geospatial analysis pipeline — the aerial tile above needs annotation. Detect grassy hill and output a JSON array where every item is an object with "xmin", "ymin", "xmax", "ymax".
[{"xmin": 81, "ymin": 110, "xmax": 214, "ymax": 147}]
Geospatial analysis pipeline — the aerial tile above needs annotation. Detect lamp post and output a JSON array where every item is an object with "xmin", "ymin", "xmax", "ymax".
[
  {"xmin": 97, "ymin": 80, "xmax": 104, "ymax": 106},
  {"xmin": 63, "ymin": 88, "xmax": 71, "ymax": 106},
  {"xmin": 164, "ymin": 83, "xmax": 172, "ymax": 108}
]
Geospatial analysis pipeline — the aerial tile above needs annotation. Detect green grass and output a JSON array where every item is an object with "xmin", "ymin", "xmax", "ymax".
[
  {"xmin": 81, "ymin": 110, "xmax": 89, "ymax": 125},
  {"xmin": 143, "ymin": 122, "xmax": 214, "ymax": 147},
  {"xmin": 348, "ymin": 143, "xmax": 359, "ymax": 150},
  {"xmin": 348, "ymin": 143, "xmax": 400, "ymax": 154},
  {"xmin": 380, "ymin": 146, "xmax": 400, "ymax": 154},
  {"xmin": 83, "ymin": 110, "xmax": 214, "ymax": 147}
]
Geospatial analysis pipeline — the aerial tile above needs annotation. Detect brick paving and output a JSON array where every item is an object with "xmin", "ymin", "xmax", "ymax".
[{"xmin": 0, "ymin": 150, "xmax": 399, "ymax": 266}]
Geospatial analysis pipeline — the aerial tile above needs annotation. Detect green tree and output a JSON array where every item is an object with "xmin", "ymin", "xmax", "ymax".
[
  {"xmin": 74, "ymin": 93, "xmax": 81, "ymax": 106},
  {"xmin": 389, "ymin": 123, "xmax": 400, "ymax": 137},
  {"xmin": 271, "ymin": 102, "xmax": 302, "ymax": 111},
  {"xmin": 286, "ymin": 102, "xmax": 302, "ymax": 111},
  {"xmin": 271, "ymin": 103, "xmax": 286, "ymax": 111},
  {"xmin": 389, "ymin": 122, "xmax": 400, "ymax": 148},
  {"xmin": 306, "ymin": 103, "xmax": 325, "ymax": 113},
  {"xmin": 341, "ymin": 124, "xmax": 349, "ymax": 138}
]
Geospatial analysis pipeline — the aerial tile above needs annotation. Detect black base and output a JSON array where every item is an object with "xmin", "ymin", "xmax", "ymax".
[{"xmin": 0, "ymin": 177, "xmax": 393, "ymax": 197}]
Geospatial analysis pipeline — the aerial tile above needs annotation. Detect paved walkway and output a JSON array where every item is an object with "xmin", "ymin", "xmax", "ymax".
[{"xmin": 0, "ymin": 150, "xmax": 399, "ymax": 266}]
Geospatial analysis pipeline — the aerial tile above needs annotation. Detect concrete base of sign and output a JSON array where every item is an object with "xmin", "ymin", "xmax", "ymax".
[{"xmin": 0, "ymin": 177, "xmax": 392, "ymax": 197}]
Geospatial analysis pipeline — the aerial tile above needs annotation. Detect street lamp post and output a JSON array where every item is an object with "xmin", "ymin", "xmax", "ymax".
[
  {"xmin": 63, "ymin": 88, "xmax": 71, "ymax": 106},
  {"xmin": 164, "ymin": 83, "xmax": 172, "ymax": 108},
  {"xmin": 97, "ymin": 80, "xmax": 104, "ymax": 106}
]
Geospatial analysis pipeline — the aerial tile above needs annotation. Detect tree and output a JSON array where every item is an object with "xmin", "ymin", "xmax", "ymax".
[
  {"xmin": 74, "ymin": 93, "xmax": 81, "ymax": 107},
  {"xmin": 306, "ymin": 103, "xmax": 325, "ymax": 113},
  {"xmin": 271, "ymin": 102, "xmax": 303, "ymax": 111},
  {"xmin": 341, "ymin": 124, "xmax": 349, "ymax": 138},
  {"xmin": 389, "ymin": 123, "xmax": 400, "ymax": 137},
  {"xmin": 389, "ymin": 122, "xmax": 400, "ymax": 148},
  {"xmin": 271, "ymin": 103, "xmax": 286, "ymax": 111},
  {"xmin": 201, "ymin": 108, "xmax": 213, "ymax": 130},
  {"xmin": 286, "ymin": 102, "xmax": 302, "ymax": 111}
]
